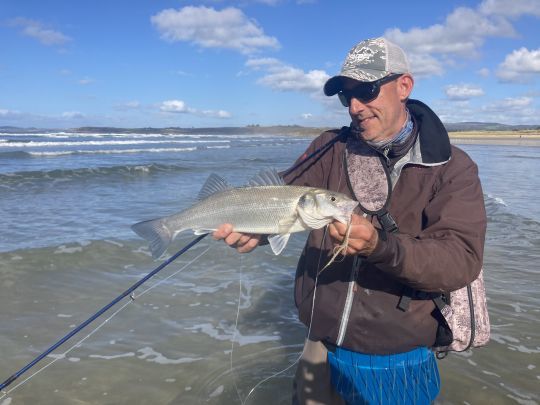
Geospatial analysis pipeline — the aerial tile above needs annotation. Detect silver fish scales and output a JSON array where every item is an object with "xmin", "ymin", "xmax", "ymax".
[{"xmin": 132, "ymin": 169, "xmax": 358, "ymax": 258}]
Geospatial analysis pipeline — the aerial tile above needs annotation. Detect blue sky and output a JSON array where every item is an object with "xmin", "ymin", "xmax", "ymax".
[{"xmin": 1, "ymin": 0, "xmax": 539, "ymax": 129}]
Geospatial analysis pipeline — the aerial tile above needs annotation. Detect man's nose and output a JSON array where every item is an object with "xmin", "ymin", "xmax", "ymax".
[{"xmin": 348, "ymin": 97, "xmax": 367, "ymax": 114}]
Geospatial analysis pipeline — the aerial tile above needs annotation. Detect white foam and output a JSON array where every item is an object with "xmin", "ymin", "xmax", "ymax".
[
  {"xmin": 54, "ymin": 245, "xmax": 83, "ymax": 254},
  {"xmin": 136, "ymin": 346, "xmax": 203, "ymax": 365},
  {"xmin": 105, "ymin": 240, "xmax": 124, "ymax": 247},
  {"xmin": 208, "ymin": 385, "xmax": 224, "ymax": 398},
  {"xmin": 89, "ymin": 352, "xmax": 135, "ymax": 360},
  {"xmin": 481, "ymin": 370, "xmax": 501, "ymax": 377},
  {"xmin": 184, "ymin": 322, "xmax": 280, "ymax": 346},
  {"xmin": 28, "ymin": 147, "xmax": 198, "ymax": 157},
  {"xmin": 2, "ymin": 139, "xmax": 230, "ymax": 148},
  {"xmin": 190, "ymin": 281, "xmax": 232, "ymax": 294}
]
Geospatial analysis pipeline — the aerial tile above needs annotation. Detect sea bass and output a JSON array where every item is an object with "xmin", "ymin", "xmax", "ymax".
[{"xmin": 132, "ymin": 169, "xmax": 358, "ymax": 258}]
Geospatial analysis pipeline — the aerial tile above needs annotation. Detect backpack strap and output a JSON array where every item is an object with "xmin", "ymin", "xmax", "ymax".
[{"xmin": 374, "ymin": 210, "xmax": 417, "ymax": 312}]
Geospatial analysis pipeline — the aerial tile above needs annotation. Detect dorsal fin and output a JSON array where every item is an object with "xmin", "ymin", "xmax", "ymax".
[
  {"xmin": 197, "ymin": 173, "xmax": 232, "ymax": 200},
  {"xmin": 247, "ymin": 169, "xmax": 285, "ymax": 187}
]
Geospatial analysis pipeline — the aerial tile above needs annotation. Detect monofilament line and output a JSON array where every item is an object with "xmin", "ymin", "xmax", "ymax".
[
  {"xmin": 0, "ymin": 245, "xmax": 210, "ymax": 400},
  {"xmin": 230, "ymin": 254, "xmax": 245, "ymax": 404},
  {"xmin": 241, "ymin": 226, "xmax": 330, "ymax": 405}
]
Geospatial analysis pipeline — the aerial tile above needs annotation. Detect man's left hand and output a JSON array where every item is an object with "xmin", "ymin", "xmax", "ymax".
[{"xmin": 328, "ymin": 213, "xmax": 379, "ymax": 256}]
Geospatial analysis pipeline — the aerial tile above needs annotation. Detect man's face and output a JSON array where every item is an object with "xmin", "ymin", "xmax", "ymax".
[{"xmin": 342, "ymin": 75, "xmax": 413, "ymax": 143}]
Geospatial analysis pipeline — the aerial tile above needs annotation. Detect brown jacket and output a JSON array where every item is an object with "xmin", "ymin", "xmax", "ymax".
[{"xmin": 283, "ymin": 100, "xmax": 486, "ymax": 354}]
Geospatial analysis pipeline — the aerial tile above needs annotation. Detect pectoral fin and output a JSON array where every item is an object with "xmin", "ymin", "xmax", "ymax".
[
  {"xmin": 297, "ymin": 206, "xmax": 330, "ymax": 229},
  {"xmin": 268, "ymin": 233, "xmax": 291, "ymax": 255}
]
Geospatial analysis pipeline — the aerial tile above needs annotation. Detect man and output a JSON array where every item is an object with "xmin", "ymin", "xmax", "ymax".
[{"xmin": 214, "ymin": 37, "xmax": 486, "ymax": 404}]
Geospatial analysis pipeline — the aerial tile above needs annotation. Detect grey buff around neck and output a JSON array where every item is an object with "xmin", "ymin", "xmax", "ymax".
[{"xmin": 346, "ymin": 136, "xmax": 389, "ymax": 213}]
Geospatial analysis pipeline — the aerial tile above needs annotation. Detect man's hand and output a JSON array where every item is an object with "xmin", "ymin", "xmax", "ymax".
[
  {"xmin": 212, "ymin": 224, "xmax": 262, "ymax": 253},
  {"xmin": 328, "ymin": 214, "xmax": 379, "ymax": 256}
]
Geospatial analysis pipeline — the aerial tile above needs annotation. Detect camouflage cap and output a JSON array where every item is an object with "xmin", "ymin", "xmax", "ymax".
[{"xmin": 324, "ymin": 37, "xmax": 411, "ymax": 96}]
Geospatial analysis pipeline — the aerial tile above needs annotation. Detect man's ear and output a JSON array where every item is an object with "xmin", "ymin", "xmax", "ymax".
[{"xmin": 398, "ymin": 74, "xmax": 414, "ymax": 101}]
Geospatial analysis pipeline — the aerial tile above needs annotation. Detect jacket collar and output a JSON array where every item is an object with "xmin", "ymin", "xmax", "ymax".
[{"xmin": 406, "ymin": 99, "xmax": 451, "ymax": 165}]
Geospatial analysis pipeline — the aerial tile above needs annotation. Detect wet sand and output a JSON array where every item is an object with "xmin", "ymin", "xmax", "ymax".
[{"xmin": 449, "ymin": 130, "xmax": 540, "ymax": 146}]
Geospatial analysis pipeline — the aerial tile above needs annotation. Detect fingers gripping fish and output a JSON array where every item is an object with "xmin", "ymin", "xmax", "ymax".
[{"xmin": 132, "ymin": 169, "xmax": 358, "ymax": 258}]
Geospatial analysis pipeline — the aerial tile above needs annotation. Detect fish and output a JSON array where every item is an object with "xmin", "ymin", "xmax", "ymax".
[{"xmin": 131, "ymin": 169, "xmax": 358, "ymax": 258}]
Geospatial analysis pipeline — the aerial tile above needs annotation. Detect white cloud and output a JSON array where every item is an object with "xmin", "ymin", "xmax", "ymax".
[
  {"xmin": 0, "ymin": 108, "xmax": 20, "ymax": 117},
  {"xmin": 434, "ymin": 95, "xmax": 539, "ymax": 125},
  {"xmin": 246, "ymin": 58, "xmax": 329, "ymax": 93},
  {"xmin": 125, "ymin": 101, "xmax": 140, "ymax": 109},
  {"xmin": 160, "ymin": 100, "xmax": 193, "ymax": 113},
  {"xmin": 78, "ymin": 77, "xmax": 94, "ymax": 85},
  {"xmin": 301, "ymin": 113, "xmax": 313, "ymax": 119},
  {"xmin": 495, "ymin": 96, "xmax": 534, "ymax": 108},
  {"xmin": 478, "ymin": 96, "xmax": 537, "ymax": 123},
  {"xmin": 151, "ymin": 6, "xmax": 279, "ymax": 54},
  {"xmin": 384, "ymin": 6, "xmax": 516, "ymax": 77},
  {"xmin": 62, "ymin": 111, "xmax": 85, "ymax": 119},
  {"xmin": 201, "ymin": 109, "xmax": 232, "ymax": 118},
  {"xmin": 497, "ymin": 47, "xmax": 540, "ymax": 82},
  {"xmin": 477, "ymin": 68, "xmax": 490, "ymax": 77},
  {"xmin": 479, "ymin": 0, "xmax": 540, "ymax": 18},
  {"xmin": 406, "ymin": 53, "xmax": 444, "ymax": 77},
  {"xmin": 10, "ymin": 18, "xmax": 71, "ymax": 46},
  {"xmin": 445, "ymin": 84, "xmax": 485, "ymax": 100},
  {"xmin": 159, "ymin": 99, "xmax": 231, "ymax": 118}
]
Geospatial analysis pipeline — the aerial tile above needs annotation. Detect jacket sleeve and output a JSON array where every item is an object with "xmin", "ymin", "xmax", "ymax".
[{"xmin": 367, "ymin": 150, "xmax": 487, "ymax": 292}]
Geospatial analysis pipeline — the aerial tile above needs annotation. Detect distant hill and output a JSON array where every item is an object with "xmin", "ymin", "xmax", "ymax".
[
  {"xmin": 1, "ymin": 123, "xmax": 539, "ymax": 135},
  {"xmin": 443, "ymin": 122, "xmax": 540, "ymax": 132},
  {"xmin": 71, "ymin": 125, "xmax": 330, "ymax": 136}
]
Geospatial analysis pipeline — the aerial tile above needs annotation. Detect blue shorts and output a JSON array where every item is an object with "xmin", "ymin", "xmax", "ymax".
[{"xmin": 327, "ymin": 345, "xmax": 440, "ymax": 405}]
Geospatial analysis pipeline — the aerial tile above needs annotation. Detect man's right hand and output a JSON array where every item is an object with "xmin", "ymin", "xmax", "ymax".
[{"xmin": 212, "ymin": 224, "xmax": 262, "ymax": 253}]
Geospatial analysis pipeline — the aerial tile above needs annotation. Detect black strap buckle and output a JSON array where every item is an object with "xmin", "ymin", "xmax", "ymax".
[{"xmin": 378, "ymin": 211, "xmax": 398, "ymax": 233}]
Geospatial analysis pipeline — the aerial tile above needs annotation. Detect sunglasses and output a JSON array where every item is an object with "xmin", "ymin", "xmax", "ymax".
[{"xmin": 338, "ymin": 74, "xmax": 403, "ymax": 107}]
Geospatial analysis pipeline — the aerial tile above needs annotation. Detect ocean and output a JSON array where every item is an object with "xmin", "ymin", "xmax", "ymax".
[{"xmin": 0, "ymin": 131, "xmax": 538, "ymax": 404}]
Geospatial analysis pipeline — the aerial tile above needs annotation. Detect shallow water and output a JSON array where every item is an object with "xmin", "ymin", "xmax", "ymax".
[{"xmin": 0, "ymin": 132, "xmax": 538, "ymax": 404}]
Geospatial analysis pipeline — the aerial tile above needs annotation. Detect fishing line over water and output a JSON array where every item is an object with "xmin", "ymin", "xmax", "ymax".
[{"xmin": 0, "ymin": 237, "xmax": 211, "ymax": 397}]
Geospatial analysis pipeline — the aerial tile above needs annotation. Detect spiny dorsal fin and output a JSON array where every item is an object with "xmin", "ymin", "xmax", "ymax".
[
  {"xmin": 247, "ymin": 169, "xmax": 285, "ymax": 187},
  {"xmin": 197, "ymin": 173, "xmax": 232, "ymax": 200}
]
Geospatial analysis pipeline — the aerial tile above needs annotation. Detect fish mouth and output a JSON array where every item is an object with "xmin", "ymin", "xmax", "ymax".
[{"xmin": 334, "ymin": 200, "xmax": 359, "ymax": 223}]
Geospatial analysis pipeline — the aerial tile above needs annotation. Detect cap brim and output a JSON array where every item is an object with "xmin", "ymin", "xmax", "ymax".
[
  {"xmin": 323, "ymin": 76, "xmax": 345, "ymax": 96},
  {"xmin": 324, "ymin": 69, "xmax": 393, "ymax": 96}
]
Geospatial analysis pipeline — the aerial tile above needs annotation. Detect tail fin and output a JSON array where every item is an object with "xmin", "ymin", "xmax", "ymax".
[{"xmin": 131, "ymin": 218, "xmax": 173, "ymax": 259}]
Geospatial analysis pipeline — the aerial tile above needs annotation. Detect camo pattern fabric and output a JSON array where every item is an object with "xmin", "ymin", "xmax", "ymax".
[
  {"xmin": 346, "ymin": 135, "xmax": 388, "ymax": 213},
  {"xmin": 439, "ymin": 268, "xmax": 491, "ymax": 352},
  {"xmin": 341, "ymin": 38, "xmax": 389, "ymax": 82}
]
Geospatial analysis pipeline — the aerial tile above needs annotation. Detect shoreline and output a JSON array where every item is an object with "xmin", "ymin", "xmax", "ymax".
[{"xmin": 448, "ymin": 131, "xmax": 540, "ymax": 146}]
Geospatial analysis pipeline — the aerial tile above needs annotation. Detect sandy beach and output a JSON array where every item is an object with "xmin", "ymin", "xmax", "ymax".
[{"xmin": 449, "ymin": 130, "xmax": 540, "ymax": 146}]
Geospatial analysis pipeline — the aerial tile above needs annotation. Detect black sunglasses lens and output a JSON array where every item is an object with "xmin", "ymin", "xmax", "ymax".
[
  {"xmin": 338, "ymin": 74, "xmax": 402, "ymax": 107},
  {"xmin": 339, "ymin": 83, "xmax": 378, "ymax": 107}
]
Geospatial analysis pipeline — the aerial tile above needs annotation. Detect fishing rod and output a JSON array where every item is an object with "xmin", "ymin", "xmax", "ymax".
[
  {"xmin": 0, "ymin": 127, "xmax": 347, "ymax": 393},
  {"xmin": 0, "ymin": 234, "xmax": 207, "ymax": 392}
]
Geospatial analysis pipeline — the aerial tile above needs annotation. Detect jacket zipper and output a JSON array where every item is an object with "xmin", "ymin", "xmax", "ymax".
[
  {"xmin": 336, "ymin": 255, "xmax": 362, "ymax": 346},
  {"xmin": 335, "ymin": 139, "xmax": 396, "ymax": 347},
  {"xmin": 382, "ymin": 144, "xmax": 391, "ymax": 167}
]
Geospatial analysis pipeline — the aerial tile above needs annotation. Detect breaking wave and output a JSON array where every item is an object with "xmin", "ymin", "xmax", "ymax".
[{"xmin": 0, "ymin": 163, "xmax": 196, "ymax": 185}]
